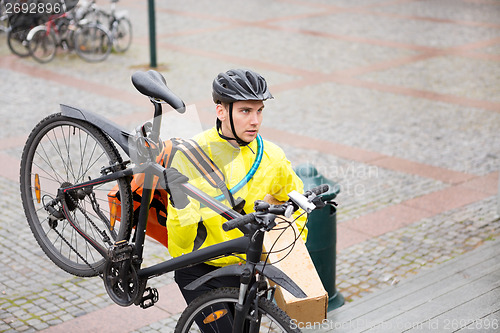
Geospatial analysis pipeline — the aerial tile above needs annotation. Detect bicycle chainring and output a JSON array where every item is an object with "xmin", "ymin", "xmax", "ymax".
[{"xmin": 103, "ymin": 260, "xmax": 140, "ymax": 307}]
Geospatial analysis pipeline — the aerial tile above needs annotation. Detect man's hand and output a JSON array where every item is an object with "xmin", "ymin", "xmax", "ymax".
[{"xmin": 162, "ymin": 168, "xmax": 189, "ymax": 209}]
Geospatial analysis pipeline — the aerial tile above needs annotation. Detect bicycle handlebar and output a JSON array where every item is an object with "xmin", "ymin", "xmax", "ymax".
[
  {"xmin": 308, "ymin": 184, "xmax": 330, "ymax": 196},
  {"xmin": 222, "ymin": 213, "xmax": 256, "ymax": 232},
  {"xmin": 222, "ymin": 184, "xmax": 331, "ymax": 232}
]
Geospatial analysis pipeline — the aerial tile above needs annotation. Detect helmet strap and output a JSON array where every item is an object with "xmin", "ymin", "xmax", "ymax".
[{"xmin": 216, "ymin": 102, "xmax": 250, "ymax": 147}]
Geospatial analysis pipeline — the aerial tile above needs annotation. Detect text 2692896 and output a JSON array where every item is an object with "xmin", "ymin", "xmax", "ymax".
[{"xmin": 5, "ymin": 2, "xmax": 62, "ymax": 15}]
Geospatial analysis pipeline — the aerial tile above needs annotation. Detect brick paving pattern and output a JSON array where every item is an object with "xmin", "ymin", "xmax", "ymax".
[{"xmin": 0, "ymin": 0, "xmax": 499, "ymax": 332}]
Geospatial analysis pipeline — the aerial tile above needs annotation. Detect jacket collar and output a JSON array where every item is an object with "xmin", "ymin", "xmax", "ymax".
[{"xmin": 206, "ymin": 127, "xmax": 258, "ymax": 154}]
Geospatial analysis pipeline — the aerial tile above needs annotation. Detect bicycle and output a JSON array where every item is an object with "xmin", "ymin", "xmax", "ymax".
[
  {"xmin": 26, "ymin": 0, "xmax": 112, "ymax": 63},
  {"xmin": 20, "ymin": 70, "xmax": 334, "ymax": 332},
  {"xmin": 0, "ymin": 0, "xmax": 9, "ymax": 33},
  {"xmin": 83, "ymin": 0, "xmax": 132, "ymax": 52},
  {"xmin": 5, "ymin": 0, "xmax": 75, "ymax": 57},
  {"xmin": 5, "ymin": 9, "xmax": 44, "ymax": 57}
]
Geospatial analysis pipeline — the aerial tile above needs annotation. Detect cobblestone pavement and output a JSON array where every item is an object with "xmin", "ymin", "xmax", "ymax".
[{"xmin": 1, "ymin": 0, "xmax": 500, "ymax": 332}]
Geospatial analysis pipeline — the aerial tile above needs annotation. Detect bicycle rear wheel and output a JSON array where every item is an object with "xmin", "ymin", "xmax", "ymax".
[
  {"xmin": 20, "ymin": 113, "xmax": 133, "ymax": 277},
  {"xmin": 112, "ymin": 17, "xmax": 132, "ymax": 52},
  {"xmin": 74, "ymin": 23, "xmax": 112, "ymax": 62},
  {"xmin": 28, "ymin": 27, "xmax": 56, "ymax": 63},
  {"xmin": 175, "ymin": 287, "xmax": 300, "ymax": 333}
]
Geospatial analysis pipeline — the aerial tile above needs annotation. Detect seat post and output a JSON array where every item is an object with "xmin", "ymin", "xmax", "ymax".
[
  {"xmin": 150, "ymin": 101, "xmax": 163, "ymax": 143},
  {"xmin": 134, "ymin": 100, "xmax": 163, "ymax": 259}
]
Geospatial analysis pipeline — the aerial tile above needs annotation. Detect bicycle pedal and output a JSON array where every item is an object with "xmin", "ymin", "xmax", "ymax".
[
  {"xmin": 108, "ymin": 241, "xmax": 133, "ymax": 262},
  {"xmin": 139, "ymin": 287, "xmax": 159, "ymax": 309}
]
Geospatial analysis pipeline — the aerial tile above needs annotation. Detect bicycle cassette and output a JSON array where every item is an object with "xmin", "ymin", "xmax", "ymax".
[{"xmin": 103, "ymin": 260, "xmax": 140, "ymax": 307}]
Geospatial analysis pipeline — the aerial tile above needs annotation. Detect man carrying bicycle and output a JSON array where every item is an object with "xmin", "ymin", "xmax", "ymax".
[{"xmin": 166, "ymin": 69, "xmax": 307, "ymax": 310}]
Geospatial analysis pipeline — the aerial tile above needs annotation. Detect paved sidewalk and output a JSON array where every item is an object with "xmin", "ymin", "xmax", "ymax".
[
  {"xmin": 1, "ymin": 0, "xmax": 500, "ymax": 332},
  {"xmin": 307, "ymin": 238, "xmax": 500, "ymax": 333}
]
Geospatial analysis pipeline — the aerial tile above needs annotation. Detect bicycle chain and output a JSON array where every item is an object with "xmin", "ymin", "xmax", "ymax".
[
  {"xmin": 50, "ymin": 223, "xmax": 102, "ymax": 278},
  {"xmin": 67, "ymin": 192, "xmax": 112, "ymax": 246},
  {"xmin": 54, "ymin": 192, "xmax": 114, "ymax": 278}
]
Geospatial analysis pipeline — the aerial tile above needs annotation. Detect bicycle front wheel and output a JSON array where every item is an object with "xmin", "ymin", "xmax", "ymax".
[
  {"xmin": 175, "ymin": 287, "xmax": 301, "ymax": 333},
  {"xmin": 74, "ymin": 24, "xmax": 112, "ymax": 62},
  {"xmin": 28, "ymin": 27, "xmax": 56, "ymax": 63},
  {"xmin": 20, "ymin": 113, "xmax": 133, "ymax": 277},
  {"xmin": 7, "ymin": 28, "xmax": 30, "ymax": 57}
]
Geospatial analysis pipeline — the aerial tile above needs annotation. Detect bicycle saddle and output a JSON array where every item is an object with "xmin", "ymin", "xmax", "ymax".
[{"xmin": 132, "ymin": 70, "xmax": 186, "ymax": 113}]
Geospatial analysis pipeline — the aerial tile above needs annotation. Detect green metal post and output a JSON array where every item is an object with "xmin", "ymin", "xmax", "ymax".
[
  {"xmin": 295, "ymin": 163, "xmax": 344, "ymax": 310},
  {"xmin": 148, "ymin": 0, "xmax": 157, "ymax": 68}
]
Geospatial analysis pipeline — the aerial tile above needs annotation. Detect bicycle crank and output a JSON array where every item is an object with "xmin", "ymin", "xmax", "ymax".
[{"xmin": 103, "ymin": 241, "xmax": 140, "ymax": 306}]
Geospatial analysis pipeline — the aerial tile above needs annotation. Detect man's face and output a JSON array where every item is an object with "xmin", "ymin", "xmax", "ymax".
[{"xmin": 217, "ymin": 100, "xmax": 264, "ymax": 144}]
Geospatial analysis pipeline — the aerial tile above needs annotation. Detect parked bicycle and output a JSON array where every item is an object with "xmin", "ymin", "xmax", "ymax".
[
  {"xmin": 4, "ymin": 0, "xmax": 76, "ymax": 57},
  {"xmin": 97, "ymin": 0, "xmax": 132, "ymax": 52},
  {"xmin": 5, "ymin": 9, "xmax": 44, "ymax": 57},
  {"xmin": 90, "ymin": 0, "xmax": 132, "ymax": 52},
  {"xmin": 27, "ymin": 1, "xmax": 112, "ymax": 63},
  {"xmin": 0, "ymin": 0, "xmax": 9, "ymax": 33},
  {"xmin": 20, "ymin": 70, "xmax": 334, "ymax": 332}
]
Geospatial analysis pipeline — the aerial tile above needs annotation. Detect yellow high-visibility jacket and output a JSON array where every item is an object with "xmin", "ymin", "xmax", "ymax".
[{"xmin": 166, "ymin": 127, "xmax": 307, "ymax": 267}]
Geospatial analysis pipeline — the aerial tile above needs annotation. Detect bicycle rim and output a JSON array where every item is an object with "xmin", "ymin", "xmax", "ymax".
[
  {"xmin": 74, "ymin": 24, "xmax": 112, "ymax": 62},
  {"xmin": 176, "ymin": 288, "xmax": 298, "ymax": 333},
  {"xmin": 28, "ymin": 28, "xmax": 56, "ymax": 63},
  {"xmin": 113, "ymin": 18, "xmax": 132, "ymax": 52},
  {"xmin": 7, "ymin": 29, "xmax": 30, "ymax": 57},
  {"xmin": 20, "ymin": 114, "xmax": 132, "ymax": 277}
]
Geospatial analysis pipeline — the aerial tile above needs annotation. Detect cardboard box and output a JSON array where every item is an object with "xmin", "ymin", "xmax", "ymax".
[{"xmin": 263, "ymin": 196, "xmax": 328, "ymax": 325}]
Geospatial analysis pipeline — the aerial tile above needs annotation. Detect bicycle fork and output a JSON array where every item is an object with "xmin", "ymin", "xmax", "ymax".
[
  {"xmin": 232, "ymin": 230, "xmax": 267, "ymax": 332},
  {"xmin": 233, "ymin": 268, "xmax": 257, "ymax": 332}
]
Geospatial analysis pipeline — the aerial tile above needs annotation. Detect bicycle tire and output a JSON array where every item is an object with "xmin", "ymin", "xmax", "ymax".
[
  {"xmin": 112, "ymin": 17, "xmax": 132, "ymax": 52},
  {"xmin": 73, "ymin": 23, "xmax": 112, "ymax": 62},
  {"xmin": 58, "ymin": 18, "xmax": 75, "ymax": 51},
  {"xmin": 20, "ymin": 113, "xmax": 133, "ymax": 277},
  {"xmin": 175, "ymin": 287, "xmax": 301, "ymax": 333},
  {"xmin": 7, "ymin": 28, "xmax": 30, "ymax": 57},
  {"xmin": 0, "ymin": 2, "xmax": 8, "ymax": 32},
  {"xmin": 28, "ymin": 27, "xmax": 56, "ymax": 63}
]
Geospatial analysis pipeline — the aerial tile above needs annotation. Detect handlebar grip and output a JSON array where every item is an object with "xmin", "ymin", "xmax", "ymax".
[
  {"xmin": 222, "ymin": 213, "xmax": 256, "ymax": 232},
  {"xmin": 309, "ymin": 184, "xmax": 330, "ymax": 196}
]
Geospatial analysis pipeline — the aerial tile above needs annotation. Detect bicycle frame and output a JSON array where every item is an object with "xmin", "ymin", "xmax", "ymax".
[
  {"xmin": 58, "ymin": 102, "xmax": 307, "ymax": 302},
  {"xmin": 26, "ymin": 12, "xmax": 71, "ymax": 49}
]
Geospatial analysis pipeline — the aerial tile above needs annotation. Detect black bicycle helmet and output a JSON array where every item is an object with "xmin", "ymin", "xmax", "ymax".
[
  {"xmin": 213, "ymin": 69, "xmax": 273, "ymax": 146},
  {"xmin": 212, "ymin": 69, "xmax": 273, "ymax": 104}
]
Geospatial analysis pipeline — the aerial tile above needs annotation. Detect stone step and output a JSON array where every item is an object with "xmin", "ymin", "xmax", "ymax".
[{"xmin": 308, "ymin": 239, "xmax": 500, "ymax": 332}]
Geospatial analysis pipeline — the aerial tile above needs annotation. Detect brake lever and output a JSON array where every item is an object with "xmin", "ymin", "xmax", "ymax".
[
  {"xmin": 311, "ymin": 196, "xmax": 326, "ymax": 209},
  {"xmin": 261, "ymin": 214, "xmax": 277, "ymax": 232}
]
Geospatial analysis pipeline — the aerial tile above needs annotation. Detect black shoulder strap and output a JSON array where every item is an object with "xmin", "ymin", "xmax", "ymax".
[{"xmin": 171, "ymin": 138, "xmax": 236, "ymax": 207}]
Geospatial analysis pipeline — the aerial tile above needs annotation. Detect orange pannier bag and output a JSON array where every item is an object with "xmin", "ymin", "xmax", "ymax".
[
  {"xmin": 107, "ymin": 138, "xmax": 231, "ymax": 248},
  {"xmin": 108, "ymin": 139, "xmax": 172, "ymax": 247}
]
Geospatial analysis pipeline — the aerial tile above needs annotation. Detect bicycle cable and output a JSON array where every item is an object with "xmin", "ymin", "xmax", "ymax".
[{"xmin": 261, "ymin": 211, "xmax": 307, "ymax": 271}]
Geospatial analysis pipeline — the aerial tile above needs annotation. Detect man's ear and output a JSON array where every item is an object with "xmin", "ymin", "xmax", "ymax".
[{"xmin": 216, "ymin": 104, "xmax": 226, "ymax": 121}]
